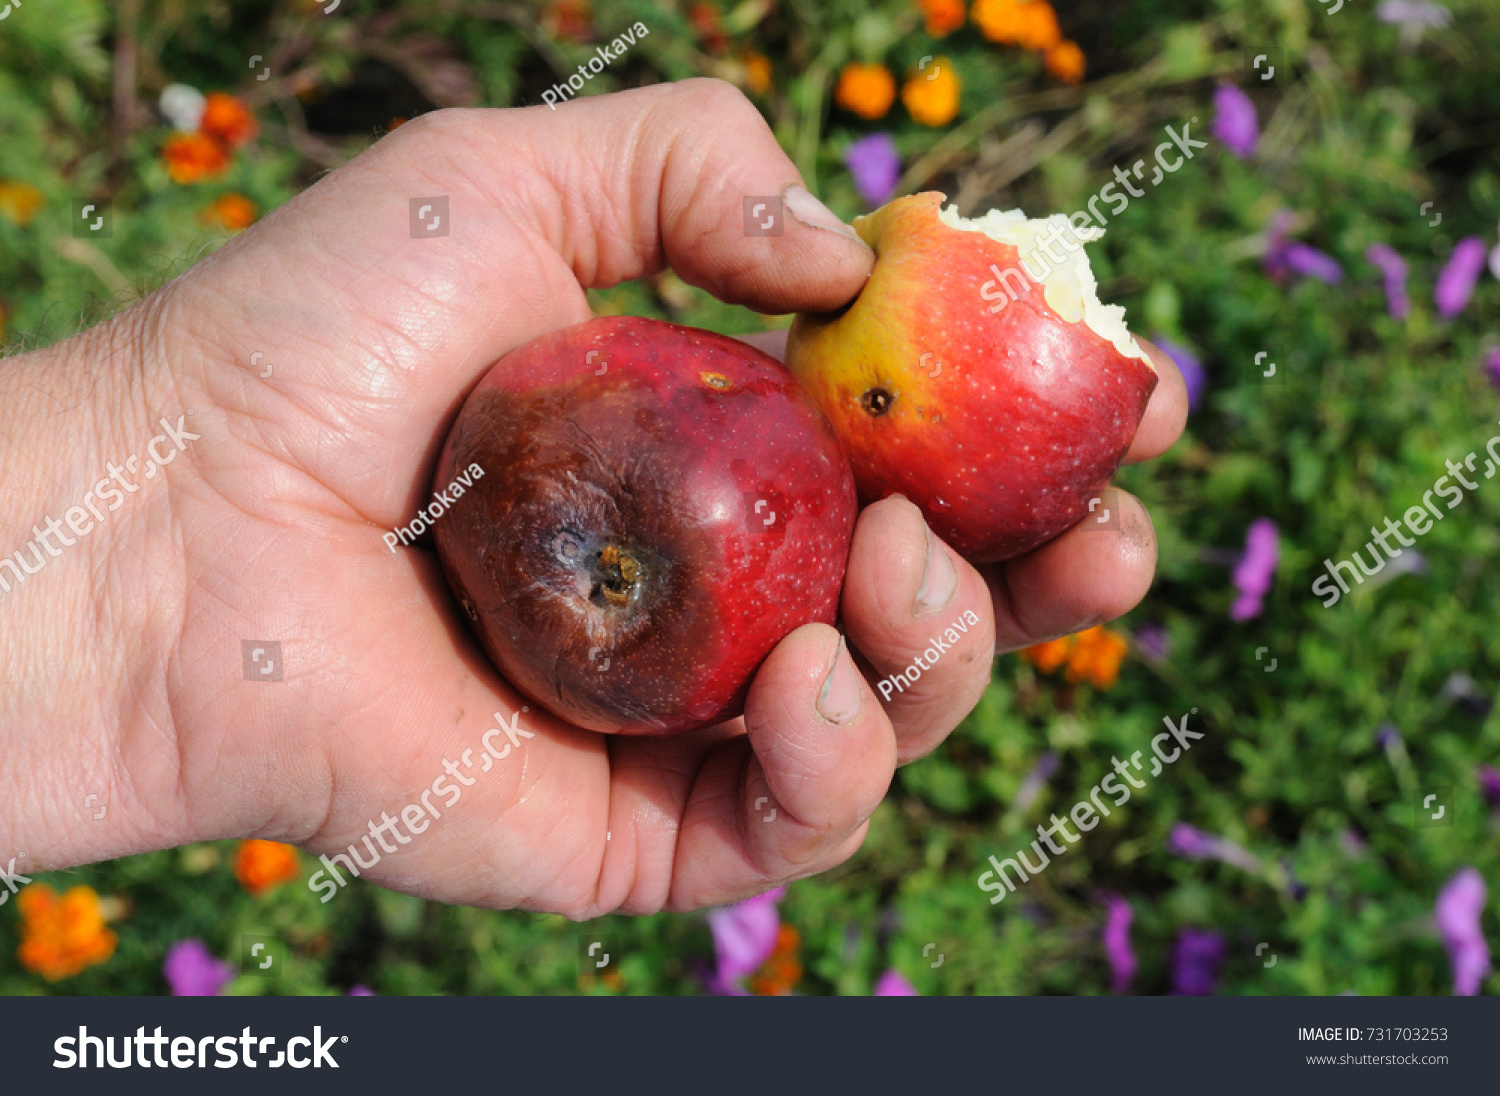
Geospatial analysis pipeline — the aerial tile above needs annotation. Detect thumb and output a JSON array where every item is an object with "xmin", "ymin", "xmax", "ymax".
[{"xmin": 504, "ymin": 78, "xmax": 874, "ymax": 314}]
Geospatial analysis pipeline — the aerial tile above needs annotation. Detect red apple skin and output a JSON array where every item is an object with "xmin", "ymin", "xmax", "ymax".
[
  {"xmin": 785, "ymin": 192, "xmax": 1158, "ymax": 563},
  {"xmin": 432, "ymin": 316, "xmax": 857, "ymax": 736}
]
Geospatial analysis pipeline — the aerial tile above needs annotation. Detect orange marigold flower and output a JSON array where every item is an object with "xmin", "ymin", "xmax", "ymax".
[
  {"xmin": 234, "ymin": 839, "xmax": 300, "ymax": 896},
  {"xmin": 1044, "ymin": 39, "xmax": 1086, "ymax": 84},
  {"xmin": 200, "ymin": 193, "xmax": 258, "ymax": 232},
  {"xmin": 749, "ymin": 924, "xmax": 803, "ymax": 996},
  {"xmin": 901, "ymin": 58, "xmax": 961, "ymax": 126},
  {"xmin": 0, "ymin": 181, "xmax": 45, "ymax": 226},
  {"xmin": 918, "ymin": 0, "xmax": 965, "ymax": 37},
  {"xmin": 835, "ymin": 62, "xmax": 896, "ymax": 120},
  {"xmin": 742, "ymin": 51, "xmax": 773, "ymax": 95},
  {"xmin": 689, "ymin": 1, "xmax": 730, "ymax": 54},
  {"xmin": 973, "ymin": 0, "xmax": 1061, "ymax": 51},
  {"xmin": 544, "ymin": 0, "xmax": 592, "ymax": 40},
  {"xmin": 1062, "ymin": 626, "xmax": 1129, "ymax": 689},
  {"xmin": 1016, "ymin": 1, "xmax": 1062, "ymax": 50},
  {"xmin": 17, "ymin": 884, "xmax": 118, "ymax": 980},
  {"xmin": 199, "ymin": 93, "xmax": 257, "ymax": 148},
  {"xmin": 163, "ymin": 132, "xmax": 230, "ymax": 185},
  {"xmin": 1020, "ymin": 635, "xmax": 1072, "ymax": 673}
]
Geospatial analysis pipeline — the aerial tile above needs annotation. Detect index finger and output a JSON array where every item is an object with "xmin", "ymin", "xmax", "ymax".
[{"xmin": 1123, "ymin": 337, "xmax": 1188, "ymax": 464}]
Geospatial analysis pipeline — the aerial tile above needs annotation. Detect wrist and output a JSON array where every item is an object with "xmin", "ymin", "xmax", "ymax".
[{"xmin": 0, "ymin": 291, "xmax": 194, "ymax": 869}]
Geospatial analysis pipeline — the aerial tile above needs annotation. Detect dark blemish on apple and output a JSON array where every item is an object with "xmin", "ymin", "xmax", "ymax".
[
  {"xmin": 592, "ymin": 544, "xmax": 643, "ymax": 608},
  {"xmin": 861, "ymin": 387, "xmax": 894, "ymax": 416}
]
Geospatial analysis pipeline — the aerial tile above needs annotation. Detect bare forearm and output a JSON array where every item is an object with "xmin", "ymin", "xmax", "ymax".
[{"xmin": 0, "ymin": 293, "xmax": 192, "ymax": 869}]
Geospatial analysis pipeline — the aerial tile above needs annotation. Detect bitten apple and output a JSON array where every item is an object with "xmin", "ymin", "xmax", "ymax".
[
  {"xmin": 432, "ymin": 316, "xmax": 857, "ymax": 735},
  {"xmin": 785, "ymin": 192, "xmax": 1158, "ymax": 563}
]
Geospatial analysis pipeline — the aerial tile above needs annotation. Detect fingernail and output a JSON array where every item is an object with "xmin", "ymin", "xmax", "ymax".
[
  {"xmin": 784, "ymin": 185, "xmax": 863, "ymax": 242},
  {"xmin": 914, "ymin": 524, "xmax": 957, "ymax": 616},
  {"xmin": 816, "ymin": 634, "xmax": 862, "ymax": 725}
]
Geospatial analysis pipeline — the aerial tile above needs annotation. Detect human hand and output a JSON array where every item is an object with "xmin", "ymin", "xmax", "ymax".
[{"xmin": 0, "ymin": 80, "xmax": 1185, "ymax": 914}]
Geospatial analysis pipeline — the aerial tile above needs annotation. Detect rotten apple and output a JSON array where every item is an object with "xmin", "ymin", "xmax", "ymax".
[
  {"xmin": 785, "ymin": 192, "xmax": 1158, "ymax": 563},
  {"xmin": 432, "ymin": 316, "xmax": 857, "ymax": 735}
]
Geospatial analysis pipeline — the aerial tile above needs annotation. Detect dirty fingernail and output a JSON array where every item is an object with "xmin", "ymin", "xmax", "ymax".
[
  {"xmin": 915, "ymin": 524, "xmax": 958, "ymax": 616},
  {"xmin": 816, "ymin": 634, "xmax": 863, "ymax": 725}
]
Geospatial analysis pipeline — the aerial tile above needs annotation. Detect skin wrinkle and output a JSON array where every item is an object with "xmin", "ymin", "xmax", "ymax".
[{"xmin": 617, "ymin": 743, "xmax": 699, "ymax": 913}]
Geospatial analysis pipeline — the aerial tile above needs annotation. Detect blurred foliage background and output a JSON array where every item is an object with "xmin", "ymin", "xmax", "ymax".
[{"xmin": 2, "ymin": 0, "xmax": 1499, "ymax": 995}]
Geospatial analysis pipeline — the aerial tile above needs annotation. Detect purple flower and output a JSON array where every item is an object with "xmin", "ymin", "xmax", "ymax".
[
  {"xmin": 1281, "ymin": 858, "xmax": 1308, "ymax": 901},
  {"xmin": 1366, "ymin": 243, "xmax": 1410, "ymax": 319},
  {"xmin": 1263, "ymin": 212, "xmax": 1342, "ymax": 284},
  {"xmin": 1211, "ymin": 84, "xmax": 1258, "ymax": 159},
  {"xmin": 874, "ymin": 969, "xmax": 920, "ymax": 995},
  {"xmin": 706, "ymin": 886, "xmax": 786, "ymax": 995},
  {"xmin": 1012, "ymin": 750, "xmax": 1059, "ymax": 814},
  {"xmin": 1102, "ymin": 896, "xmax": 1137, "ymax": 994},
  {"xmin": 163, "ymin": 939, "xmax": 234, "ymax": 997},
  {"xmin": 1484, "ymin": 348, "xmax": 1500, "ymax": 391},
  {"xmin": 1435, "ymin": 237, "xmax": 1487, "ymax": 319},
  {"xmin": 1479, "ymin": 765, "xmax": 1500, "ymax": 811},
  {"xmin": 348, "ymin": 985, "xmax": 375, "ymax": 995},
  {"xmin": 1153, "ymin": 337, "xmax": 1206, "ymax": 412},
  {"xmin": 844, "ymin": 133, "xmax": 901, "ymax": 208},
  {"xmin": 1172, "ymin": 929, "xmax": 1225, "ymax": 996},
  {"xmin": 1435, "ymin": 868, "xmax": 1490, "ymax": 996},
  {"xmin": 1167, "ymin": 823, "xmax": 1217, "ymax": 859},
  {"xmin": 1167, "ymin": 824, "xmax": 1262, "ymax": 874},
  {"xmin": 1230, "ymin": 518, "xmax": 1279, "ymax": 621},
  {"xmin": 1134, "ymin": 622, "xmax": 1171, "ymax": 662},
  {"xmin": 1441, "ymin": 672, "xmax": 1492, "ymax": 717},
  {"xmin": 1376, "ymin": 723, "xmax": 1403, "ymax": 750},
  {"xmin": 1376, "ymin": 1, "xmax": 1452, "ymax": 47},
  {"xmin": 1284, "ymin": 243, "xmax": 1344, "ymax": 284}
]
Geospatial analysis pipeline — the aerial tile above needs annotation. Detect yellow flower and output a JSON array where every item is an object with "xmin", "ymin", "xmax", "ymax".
[
  {"xmin": 917, "ymin": 0, "xmax": 965, "ymax": 37},
  {"xmin": 835, "ymin": 62, "xmax": 897, "ymax": 121},
  {"xmin": 17, "ymin": 884, "xmax": 118, "ymax": 980},
  {"xmin": 0, "ymin": 181, "xmax": 45, "ymax": 226},
  {"xmin": 1044, "ymin": 39, "xmax": 1086, "ymax": 84},
  {"xmin": 973, "ymin": 0, "xmax": 1061, "ymax": 51},
  {"xmin": 901, "ymin": 58, "xmax": 960, "ymax": 126}
]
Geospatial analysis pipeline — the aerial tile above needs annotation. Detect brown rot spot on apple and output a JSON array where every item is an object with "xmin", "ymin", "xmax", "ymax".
[
  {"xmin": 592, "ymin": 544, "xmax": 643, "ymax": 608},
  {"xmin": 861, "ymin": 387, "xmax": 894, "ymax": 416}
]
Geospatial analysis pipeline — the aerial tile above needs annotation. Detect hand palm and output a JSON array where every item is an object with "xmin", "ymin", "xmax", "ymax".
[{"xmin": 35, "ymin": 82, "xmax": 1182, "ymax": 916}]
